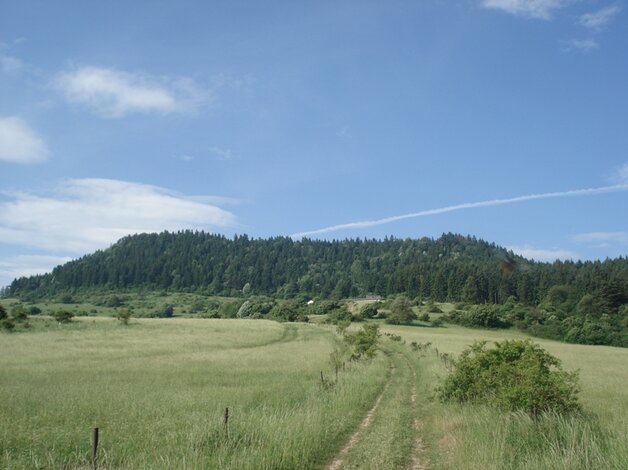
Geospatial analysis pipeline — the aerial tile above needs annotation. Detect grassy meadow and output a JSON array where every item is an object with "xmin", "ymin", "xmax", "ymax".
[
  {"xmin": 382, "ymin": 321, "xmax": 628, "ymax": 469},
  {"xmin": 1, "ymin": 296, "xmax": 627, "ymax": 469},
  {"xmin": 0, "ymin": 317, "xmax": 390, "ymax": 469}
]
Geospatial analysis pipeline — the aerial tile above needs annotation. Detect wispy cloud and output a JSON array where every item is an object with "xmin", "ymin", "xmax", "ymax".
[
  {"xmin": 55, "ymin": 66, "xmax": 206, "ymax": 118},
  {"xmin": 508, "ymin": 245, "xmax": 577, "ymax": 261},
  {"xmin": 292, "ymin": 184, "xmax": 628, "ymax": 238},
  {"xmin": 208, "ymin": 146, "xmax": 235, "ymax": 160},
  {"xmin": 0, "ymin": 54, "xmax": 23, "ymax": 74},
  {"xmin": 579, "ymin": 4, "xmax": 622, "ymax": 30},
  {"xmin": 175, "ymin": 154, "xmax": 194, "ymax": 162},
  {"xmin": 0, "ymin": 178, "xmax": 237, "ymax": 253},
  {"xmin": 480, "ymin": 0, "xmax": 568, "ymax": 20},
  {"xmin": 561, "ymin": 38, "xmax": 599, "ymax": 52},
  {"xmin": 0, "ymin": 255, "xmax": 73, "ymax": 286},
  {"xmin": 0, "ymin": 116, "xmax": 49, "ymax": 164},
  {"xmin": 573, "ymin": 231, "xmax": 628, "ymax": 243},
  {"xmin": 615, "ymin": 162, "xmax": 628, "ymax": 183}
]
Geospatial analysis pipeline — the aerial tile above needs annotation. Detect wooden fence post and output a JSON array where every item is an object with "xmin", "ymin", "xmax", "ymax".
[
  {"xmin": 91, "ymin": 427, "xmax": 99, "ymax": 469},
  {"xmin": 224, "ymin": 407, "xmax": 229, "ymax": 438}
]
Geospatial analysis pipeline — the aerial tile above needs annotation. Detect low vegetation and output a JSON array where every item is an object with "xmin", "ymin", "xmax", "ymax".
[{"xmin": 438, "ymin": 339, "xmax": 581, "ymax": 417}]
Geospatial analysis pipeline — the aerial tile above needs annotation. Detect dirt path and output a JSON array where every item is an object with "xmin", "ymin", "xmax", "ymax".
[
  {"xmin": 327, "ymin": 364, "xmax": 395, "ymax": 470},
  {"xmin": 408, "ymin": 364, "xmax": 428, "ymax": 470}
]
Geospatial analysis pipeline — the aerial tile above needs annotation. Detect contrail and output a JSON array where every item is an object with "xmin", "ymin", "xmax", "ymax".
[{"xmin": 291, "ymin": 184, "xmax": 628, "ymax": 238}]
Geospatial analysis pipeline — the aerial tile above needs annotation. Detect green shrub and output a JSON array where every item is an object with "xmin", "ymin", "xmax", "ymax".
[
  {"xmin": 29, "ymin": 306, "xmax": 42, "ymax": 315},
  {"xmin": 359, "ymin": 302, "xmax": 380, "ymax": 319},
  {"xmin": 418, "ymin": 312, "xmax": 431, "ymax": 322},
  {"xmin": 269, "ymin": 299, "xmax": 304, "ymax": 322},
  {"xmin": 52, "ymin": 310, "xmax": 74, "ymax": 323},
  {"xmin": 10, "ymin": 305, "xmax": 29, "ymax": 322},
  {"xmin": 1, "ymin": 319, "xmax": 15, "ymax": 331},
  {"xmin": 344, "ymin": 323, "xmax": 380, "ymax": 360},
  {"xmin": 116, "ymin": 309, "xmax": 132, "ymax": 325},
  {"xmin": 427, "ymin": 304, "xmax": 443, "ymax": 313},
  {"xmin": 219, "ymin": 300, "xmax": 245, "ymax": 318},
  {"xmin": 0, "ymin": 305, "xmax": 6, "ymax": 320},
  {"xmin": 386, "ymin": 295, "xmax": 416, "ymax": 324},
  {"xmin": 439, "ymin": 340, "xmax": 581, "ymax": 417}
]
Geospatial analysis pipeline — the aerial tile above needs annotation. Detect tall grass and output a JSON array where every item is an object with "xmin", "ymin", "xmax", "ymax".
[
  {"xmin": 0, "ymin": 318, "xmax": 388, "ymax": 469},
  {"xmin": 385, "ymin": 322, "xmax": 628, "ymax": 469}
]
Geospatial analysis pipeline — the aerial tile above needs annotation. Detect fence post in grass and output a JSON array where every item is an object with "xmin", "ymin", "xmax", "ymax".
[
  {"xmin": 91, "ymin": 427, "xmax": 99, "ymax": 469},
  {"xmin": 320, "ymin": 370, "xmax": 324, "ymax": 388},
  {"xmin": 224, "ymin": 407, "xmax": 229, "ymax": 438}
]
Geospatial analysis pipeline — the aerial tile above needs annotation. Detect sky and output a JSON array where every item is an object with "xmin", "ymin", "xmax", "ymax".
[{"xmin": 1, "ymin": 0, "xmax": 627, "ymax": 287}]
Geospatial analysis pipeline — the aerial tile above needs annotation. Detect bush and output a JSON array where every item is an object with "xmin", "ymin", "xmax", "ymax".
[
  {"xmin": 116, "ymin": 308, "xmax": 132, "ymax": 325},
  {"xmin": 0, "ymin": 305, "xmax": 6, "ymax": 320},
  {"xmin": 10, "ymin": 305, "xmax": 29, "ymax": 322},
  {"xmin": 219, "ymin": 300, "xmax": 245, "ymax": 318},
  {"xmin": 452, "ymin": 304, "xmax": 511, "ymax": 329},
  {"xmin": 439, "ymin": 340, "xmax": 581, "ymax": 417},
  {"xmin": 269, "ymin": 300, "xmax": 304, "ymax": 322},
  {"xmin": 1, "ymin": 319, "xmax": 15, "ymax": 331},
  {"xmin": 29, "ymin": 306, "xmax": 42, "ymax": 315},
  {"xmin": 344, "ymin": 323, "xmax": 380, "ymax": 360},
  {"xmin": 386, "ymin": 295, "xmax": 416, "ymax": 324},
  {"xmin": 418, "ymin": 312, "xmax": 431, "ymax": 322},
  {"xmin": 52, "ymin": 310, "xmax": 74, "ymax": 323},
  {"xmin": 359, "ymin": 302, "xmax": 380, "ymax": 319}
]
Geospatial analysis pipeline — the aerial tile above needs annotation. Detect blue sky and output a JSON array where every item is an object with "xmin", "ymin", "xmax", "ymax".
[{"xmin": 1, "ymin": 0, "xmax": 627, "ymax": 286}]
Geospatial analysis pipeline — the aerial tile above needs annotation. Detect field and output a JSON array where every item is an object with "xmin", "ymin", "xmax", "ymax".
[{"xmin": 1, "ymin": 298, "xmax": 627, "ymax": 469}]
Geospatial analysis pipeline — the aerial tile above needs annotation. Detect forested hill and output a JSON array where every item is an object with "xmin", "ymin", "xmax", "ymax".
[{"xmin": 6, "ymin": 231, "xmax": 628, "ymax": 305}]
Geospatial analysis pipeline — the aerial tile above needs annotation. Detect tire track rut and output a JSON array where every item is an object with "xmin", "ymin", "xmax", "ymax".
[{"xmin": 327, "ymin": 362, "xmax": 395, "ymax": 470}]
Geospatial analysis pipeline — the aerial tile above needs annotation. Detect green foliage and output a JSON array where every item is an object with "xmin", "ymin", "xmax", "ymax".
[
  {"xmin": 219, "ymin": 300, "xmax": 245, "ymax": 319},
  {"xmin": 418, "ymin": 312, "xmax": 430, "ymax": 322},
  {"xmin": 324, "ymin": 305, "xmax": 353, "ymax": 324},
  {"xmin": 344, "ymin": 323, "xmax": 380, "ymax": 360},
  {"xmin": 1, "ymin": 318, "xmax": 15, "ymax": 331},
  {"xmin": 116, "ymin": 308, "xmax": 132, "ymax": 325},
  {"xmin": 447, "ymin": 304, "xmax": 511, "ymax": 329},
  {"xmin": 439, "ymin": 340, "xmax": 581, "ymax": 417},
  {"xmin": 52, "ymin": 310, "xmax": 74, "ymax": 323},
  {"xmin": 359, "ymin": 302, "xmax": 380, "ymax": 319},
  {"xmin": 10, "ymin": 305, "xmax": 29, "ymax": 322},
  {"xmin": 0, "ymin": 304, "xmax": 7, "ymax": 320},
  {"xmin": 161, "ymin": 304, "xmax": 174, "ymax": 318},
  {"xmin": 103, "ymin": 294, "xmax": 126, "ymax": 308},
  {"xmin": 5, "ymin": 230, "xmax": 627, "ymax": 347},
  {"xmin": 386, "ymin": 295, "xmax": 416, "ymax": 325},
  {"xmin": 29, "ymin": 306, "xmax": 42, "ymax": 315},
  {"xmin": 235, "ymin": 297, "xmax": 275, "ymax": 318},
  {"xmin": 59, "ymin": 294, "xmax": 75, "ymax": 304},
  {"xmin": 269, "ymin": 300, "xmax": 308, "ymax": 322}
]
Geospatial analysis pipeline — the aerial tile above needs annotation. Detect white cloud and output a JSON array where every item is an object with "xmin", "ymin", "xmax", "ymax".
[
  {"xmin": 579, "ymin": 4, "xmax": 622, "ymax": 30},
  {"xmin": 175, "ymin": 154, "xmax": 194, "ymax": 162},
  {"xmin": 0, "ymin": 54, "xmax": 23, "ymax": 74},
  {"xmin": 292, "ymin": 183, "xmax": 628, "ymax": 238},
  {"xmin": 561, "ymin": 38, "xmax": 599, "ymax": 52},
  {"xmin": 615, "ymin": 162, "xmax": 628, "ymax": 183},
  {"xmin": 0, "ymin": 255, "xmax": 73, "ymax": 286},
  {"xmin": 573, "ymin": 232, "xmax": 628, "ymax": 243},
  {"xmin": 208, "ymin": 146, "xmax": 234, "ymax": 160},
  {"xmin": 0, "ymin": 178, "xmax": 237, "ymax": 253},
  {"xmin": 508, "ymin": 245, "xmax": 578, "ymax": 261},
  {"xmin": 480, "ymin": 0, "xmax": 568, "ymax": 19},
  {"xmin": 0, "ymin": 116, "xmax": 49, "ymax": 164},
  {"xmin": 55, "ymin": 66, "xmax": 206, "ymax": 118}
]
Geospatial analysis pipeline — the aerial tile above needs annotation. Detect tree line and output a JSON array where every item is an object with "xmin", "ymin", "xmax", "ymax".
[{"xmin": 6, "ymin": 231, "xmax": 627, "ymax": 306}]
